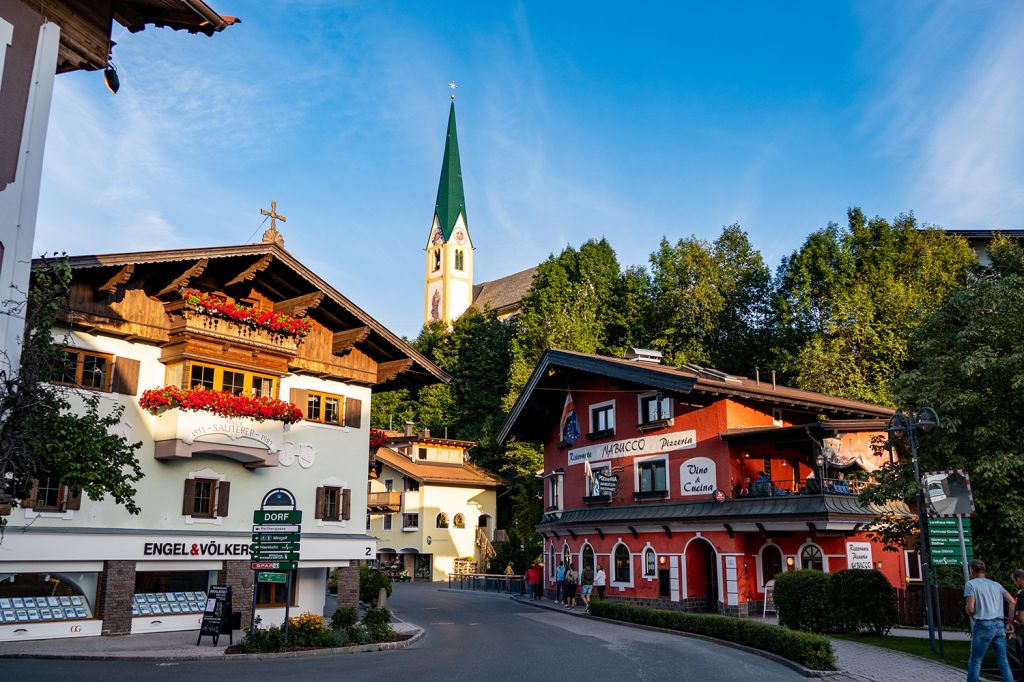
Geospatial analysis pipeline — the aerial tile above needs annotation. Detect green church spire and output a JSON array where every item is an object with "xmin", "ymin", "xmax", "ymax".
[{"xmin": 433, "ymin": 99, "xmax": 467, "ymax": 242}]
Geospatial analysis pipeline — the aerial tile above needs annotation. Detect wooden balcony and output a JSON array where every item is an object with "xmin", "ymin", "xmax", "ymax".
[
  {"xmin": 165, "ymin": 302, "xmax": 302, "ymax": 356},
  {"xmin": 367, "ymin": 491, "xmax": 402, "ymax": 512}
]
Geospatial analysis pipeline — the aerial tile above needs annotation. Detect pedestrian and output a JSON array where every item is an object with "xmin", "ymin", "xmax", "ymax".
[
  {"xmin": 1012, "ymin": 568, "xmax": 1024, "ymax": 681},
  {"xmin": 505, "ymin": 561, "xmax": 515, "ymax": 576},
  {"xmin": 556, "ymin": 560, "xmax": 567, "ymax": 604},
  {"xmin": 534, "ymin": 562, "xmax": 544, "ymax": 600},
  {"xmin": 594, "ymin": 563, "xmax": 607, "ymax": 599},
  {"xmin": 525, "ymin": 562, "xmax": 537, "ymax": 599},
  {"xmin": 564, "ymin": 563, "xmax": 578, "ymax": 609},
  {"xmin": 965, "ymin": 559, "xmax": 1016, "ymax": 682},
  {"xmin": 581, "ymin": 562, "xmax": 595, "ymax": 612}
]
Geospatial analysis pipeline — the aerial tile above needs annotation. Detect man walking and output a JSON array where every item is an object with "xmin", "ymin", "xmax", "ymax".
[
  {"xmin": 965, "ymin": 559, "xmax": 1016, "ymax": 682},
  {"xmin": 556, "ymin": 560, "xmax": 567, "ymax": 604},
  {"xmin": 581, "ymin": 562, "xmax": 595, "ymax": 612},
  {"xmin": 1012, "ymin": 569, "xmax": 1024, "ymax": 682}
]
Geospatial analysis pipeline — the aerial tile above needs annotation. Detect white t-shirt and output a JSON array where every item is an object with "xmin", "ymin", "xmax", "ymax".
[{"xmin": 594, "ymin": 569, "xmax": 607, "ymax": 587}]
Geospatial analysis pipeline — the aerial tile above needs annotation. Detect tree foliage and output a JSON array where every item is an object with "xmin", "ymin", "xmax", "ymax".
[{"xmin": 0, "ymin": 258, "xmax": 143, "ymax": 514}]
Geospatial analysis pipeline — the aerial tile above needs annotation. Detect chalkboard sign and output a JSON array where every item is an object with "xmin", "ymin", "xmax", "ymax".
[{"xmin": 197, "ymin": 585, "xmax": 232, "ymax": 646}]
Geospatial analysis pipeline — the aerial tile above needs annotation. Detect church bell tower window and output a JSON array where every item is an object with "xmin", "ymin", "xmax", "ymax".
[
  {"xmin": 432, "ymin": 249, "xmax": 441, "ymax": 272},
  {"xmin": 455, "ymin": 249, "xmax": 464, "ymax": 271}
]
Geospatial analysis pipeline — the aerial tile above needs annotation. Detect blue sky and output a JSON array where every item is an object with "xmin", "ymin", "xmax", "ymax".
[{"xmin": 36, "ymin": 1, "xmax": 1024, "ymax": 338}]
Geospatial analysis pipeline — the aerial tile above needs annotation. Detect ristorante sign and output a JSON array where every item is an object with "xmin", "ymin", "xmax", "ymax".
[{"xmin": 568, "ymin": 430, "xmax": 697, "ymax": 466}]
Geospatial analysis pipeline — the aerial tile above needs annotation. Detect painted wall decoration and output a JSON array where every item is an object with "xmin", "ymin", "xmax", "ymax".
[{"xmin": 430, "ymin": 290, "xmax": 442, "ymax": 320}]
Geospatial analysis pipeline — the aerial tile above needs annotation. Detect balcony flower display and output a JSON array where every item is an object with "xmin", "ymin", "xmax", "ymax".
[
  {"xmin": 370, "ymin": 428, "xmax": 389, "ymax": 448},
  {"xmin": 140, "ymin": 386, "xmax": 303, "ymax": 424},
  {"xmin": 182, "ymin": 289, "xmax": 315, "ymax": 338}
]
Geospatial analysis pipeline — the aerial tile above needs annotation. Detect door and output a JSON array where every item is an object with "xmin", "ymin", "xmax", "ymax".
[
  {"xmin": 703, "ymin": 543, "xmax": 719, "ymax": 613},
  {"xmin": 658, "ymin": 569, "xmax": 671, "ymax": 598}
]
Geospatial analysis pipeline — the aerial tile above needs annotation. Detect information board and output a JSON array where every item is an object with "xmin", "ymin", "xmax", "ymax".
[
  {"xmin": 197, "ymin": 584, "xmax": 232, "ymax": 646},
  {"xmin": 928, "ymin": 517, "xmax": 973, "ymax": 566}
]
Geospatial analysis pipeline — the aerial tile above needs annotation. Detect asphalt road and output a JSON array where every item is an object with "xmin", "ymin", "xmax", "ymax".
[{"xmin": 3, "ymin": 583, "xmax": 807, "ymax": 681}]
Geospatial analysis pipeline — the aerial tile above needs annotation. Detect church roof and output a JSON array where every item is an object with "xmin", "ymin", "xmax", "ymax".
[
  {"xmin": 433, "ymin": 101, "xmax": 467, "ymax": 242},
  {"xmin": 470, "ymin": 267, "xmax": 537, "ymax": 315}
]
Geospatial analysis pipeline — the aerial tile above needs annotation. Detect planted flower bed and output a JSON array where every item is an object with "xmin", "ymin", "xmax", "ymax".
[
  {"xmin": 140, "ymin": 386, "xmax": 303, "ymax": 424},
  {"xmin": 182, "ymin": 289, "xmax": 315, "ymax": 338},
  {"xmin": 229, "ymin": 608, "xmax": 403, "ymax": 654}
]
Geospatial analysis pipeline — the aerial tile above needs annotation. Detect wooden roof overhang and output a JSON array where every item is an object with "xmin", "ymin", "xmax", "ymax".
[
  {"xmin": 720, "ymin": 420, "xmax": 890, "ymax": 446},
  {"xmin": 496, "ymin": 349, "xmax": 699, "ymax": 445},
  {"xmin": 29, "ymin": 0, "xmax": 237, "ymax": 75},
  {"xmin": 33, "ymin": 243, "xmax": 449, "ymax": 391}
]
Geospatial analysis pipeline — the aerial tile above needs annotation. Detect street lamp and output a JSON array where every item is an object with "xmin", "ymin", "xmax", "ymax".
[{"xmin": 886, "ymin": 407, "xmax": 942, "ymax": 657}]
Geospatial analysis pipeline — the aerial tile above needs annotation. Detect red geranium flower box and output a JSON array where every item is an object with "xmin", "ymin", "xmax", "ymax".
[{"xmin": 140, "ymin": 386, "xmax": 303, "ymax": 424}]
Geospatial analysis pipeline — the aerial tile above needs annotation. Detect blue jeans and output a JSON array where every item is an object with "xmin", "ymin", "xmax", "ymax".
[{"xmin": 968, "ymin": 618, "xmax": 1014, "ymax": 682}]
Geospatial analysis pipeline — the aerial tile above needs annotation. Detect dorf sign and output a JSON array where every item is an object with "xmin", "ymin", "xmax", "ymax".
[
  {"xmin": 568, "ymin": 430, "xmax": 697, "ymax": 466},
  {"xmin": 254, "ymin": 510, "xmax": 302, "ymax": 525}
]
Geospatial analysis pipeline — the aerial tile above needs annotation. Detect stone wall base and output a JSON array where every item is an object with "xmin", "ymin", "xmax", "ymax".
[
  {"xmin": 336, "ymin": 565, "xmax": 359, "ymax": 610},
  {"xmin": 98, "ymin": 560, "xmax": 136, "ymax": 636}
]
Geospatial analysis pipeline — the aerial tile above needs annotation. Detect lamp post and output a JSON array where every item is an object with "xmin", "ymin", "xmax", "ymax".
[{"xmin": 886, "ymin": 407, "xmax": 942, "ymax": 657}]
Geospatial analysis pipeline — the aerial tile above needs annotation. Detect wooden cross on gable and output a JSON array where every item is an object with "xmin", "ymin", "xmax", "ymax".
[{"xmin": 260, "ymin": 199, "xmax": 286, "ymax": 247}]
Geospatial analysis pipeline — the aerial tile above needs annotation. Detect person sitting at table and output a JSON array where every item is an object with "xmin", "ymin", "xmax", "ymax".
[
  {"xmin": 805, "ymin": 471, "xmax": 821, "ymax": 493},
  {"xmin": 831, "ymin": 471, "xmax": 851, "ymax": 494},
  {"xmin": 751, "ymin": 471, "xmax": 772, "ymax": 497}
]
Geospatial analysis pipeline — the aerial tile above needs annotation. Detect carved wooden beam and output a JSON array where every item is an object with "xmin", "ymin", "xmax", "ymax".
[
  {"xmin": 224, "ymin": 254, "xmax": 273, "ymax": 288},
  {"xmin": 376, "ymin": 358, "xmax": 413, "ymax": 384},
  {"xmin": 156, "ymin": 259, "xmax": 208, "ymax": 299},
  {"xmin": 95, "ymin": 264, "xmax": 134, "ymax": 301},
  {"xmin": 275, "ymin": 291, "xmax": 323, "ymax": 317},
  {"xmin": 332, "ymin": 326, "xmax": 370, "ymax": 355}
]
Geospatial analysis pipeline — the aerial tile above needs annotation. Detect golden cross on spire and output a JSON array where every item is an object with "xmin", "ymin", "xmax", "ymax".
[
  {"xmin": 449, "ymin": 80, "xmax": 457, "ymax": 101},
  {"xmin": 260, "ymin": 199, "xmax": 287, "ymax": 247}
]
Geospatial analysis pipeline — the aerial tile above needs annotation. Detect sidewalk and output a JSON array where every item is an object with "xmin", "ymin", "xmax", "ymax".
[
  {"xmin": 510, "ymin": 594, "xmax": 966, "ymax": 682},
  {"xmin": 749, "ymin": 615, "xmax": 970, "ymax": 641},
  {"xmin": 0, "ymin": 620, "xmax": 422, "ymax": 660}
]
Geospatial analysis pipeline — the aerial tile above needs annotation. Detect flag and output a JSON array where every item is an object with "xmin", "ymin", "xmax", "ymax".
[
  {"xmin": 584, "ymin": 456, "xmax": 599, "ymax": 496},
  {"xmin": 560, "ymin": 391, "xmax": 580, "ymax": 445}
]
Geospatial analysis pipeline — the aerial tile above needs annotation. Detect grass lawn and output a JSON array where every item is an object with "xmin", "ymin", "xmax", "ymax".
[{"xmin": 834, "ymin": 633, "xmax": 1011, "ymax": 679}]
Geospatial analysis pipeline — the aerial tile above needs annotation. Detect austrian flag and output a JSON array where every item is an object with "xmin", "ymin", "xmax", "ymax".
[{"xmin": 560, "ymin": 391, "xmax": 580, "ymax": 445}]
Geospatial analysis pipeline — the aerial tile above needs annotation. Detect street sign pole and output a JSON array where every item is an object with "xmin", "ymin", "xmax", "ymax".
[
  {"xmin": 283, "ymin": 570, "xmax": 292, "ymax": 640},
  {"xmin": 956, "ymin": 514, "xmax": 970, "ymax": 584},
  {"xmin": 248, "ymin": 488, "xmax": 301, "ymax": 643}
]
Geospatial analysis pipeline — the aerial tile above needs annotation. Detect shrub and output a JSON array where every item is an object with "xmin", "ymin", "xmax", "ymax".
[
  {"xmin": 829, "ymin": 569, "xmax": 896, "ymax": 636},
  {"xmin": 242, "ymin": 622, "xmax": 286, "ymax": 653},
  {"xmin": 331, "ymin": 607, "xmax": 358, "ymax": 631},
  {"xmin": 360, "ymin": 564, "xmax": 393, "ymax": 604},
  {"xmin": 348, "ymin": 623, "xmax": 373, "ymax": 645},
  {"xmin": 588, "ymin": 599, "xmax": 836, "ymax": 670},
  {"xmin": 285, "ymin": 611, "xmax": 333, "ymax": 648},
  {"xmin": 363, "ymin": 606, "xmax": 391, "ymax": 627},
  {"xmin": 366, "ymin": 622, "xmax": 396, "ymax": 642},
  {"xmin": 773, "ymin": 570, "xmax": 831, "ymax": 632}
]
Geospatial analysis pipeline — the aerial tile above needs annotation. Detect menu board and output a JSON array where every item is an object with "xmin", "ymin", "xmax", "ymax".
[
  {"xmin": 132, "ymin": 592, "xmax": 207, "ymax": 617},
  {"xmin": 0, "ymin": 596, "xmax": 91, "ymax": 622}
]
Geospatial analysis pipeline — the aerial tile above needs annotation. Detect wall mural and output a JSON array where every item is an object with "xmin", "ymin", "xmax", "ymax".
[{"xmin": 431, "ymin": 289, "xmax": 442, "ymax": 320}]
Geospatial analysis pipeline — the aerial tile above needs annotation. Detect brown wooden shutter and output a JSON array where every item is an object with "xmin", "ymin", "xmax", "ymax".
[
  {"xmin": 341, "ymin": 488, "xmax": 351, "ymax": 520},
  {"xmin": 216, "ymin": 481, "xmax": 231, "ymax": 517},
  {"xmin": 290, "ymin": 388, "xmax": 309, "ymax": 418},
  {"xmin": 110, "ymin": 357, "xmax": 141, "ymax": 396},
  {"xmin": 25, "ymin": 479, "xmax": 39, "ymax": 510},
  {"xmin": 344, "ymin": 397, "xmax": 362, "ymax": 428},
  {"xmin": 182, "ymin": 479, "xmax": 196, "ymax": 516},
  {"xmin": 314, "ymin": 486, "xmax": 325, "ymax": 520},
  {"xmin": 66, "ymin": 488, "xmax": 82, "ymax": 511}
]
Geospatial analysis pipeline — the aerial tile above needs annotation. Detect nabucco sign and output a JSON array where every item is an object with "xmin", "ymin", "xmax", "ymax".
[{"xmin": 567, "ymin": 430, "xmax": 697, "ymax": 466}]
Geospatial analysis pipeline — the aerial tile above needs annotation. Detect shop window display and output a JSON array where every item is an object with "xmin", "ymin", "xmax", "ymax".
[
  {"xmin": 132, "ymin": 572, "xmax": 212, "ymax": 617},
  {"xmin": 0, "ymin": 572, "xmax": 98, "ymax": 623}
]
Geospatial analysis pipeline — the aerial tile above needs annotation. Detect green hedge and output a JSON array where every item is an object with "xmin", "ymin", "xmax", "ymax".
[
  {"xmin": 587, "ymin": 599, "xmax": 836, "ymax": 670},
  {"xmin": 774, "ymin": 569, "xmax": 896, "ymax": 636},
  {"xmin": 359, "ymin": 564, "xmax": 393, "ymax": 604}
]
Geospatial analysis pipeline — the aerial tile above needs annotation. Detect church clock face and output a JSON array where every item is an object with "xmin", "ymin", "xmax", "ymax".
[{"xmin": 454, "ymin": 229, "xmax": 466, "ymax": 245}]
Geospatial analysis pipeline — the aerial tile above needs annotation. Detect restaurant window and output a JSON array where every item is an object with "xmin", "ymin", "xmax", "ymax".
[
  {"xmin": 436, "ymin": 513, "xmax": 449, "ymax": 529},
  {"xmin": 403, "ymin": 513, "xmax": 419, "ymax": 530},
  {"xmin": 590, "ymin": 402, "xmax": 615, "ymax": 434},
  {"xmin": 800, "ymin": 544, "xmax": 824, "ymax": 571},
  {"xmin": 643, "ymin": 547, "xmax": 656, "ymax": 577},
  {"xmin": 637, "ymin": 458, "xmax": 668, "ymax": 494},
  {"xmin": 54, "ymin": 348, "xmax": 113, "ymax": 392},
  {"xmin": 904, "ymin": 550, "xmax": 922, "ymax": 582},
  {"xmin": 453, "ymin": 513, "xmax": 465, "ymax": 529},
  {"xmin": 455, "ymin": 249, "xmax": 464, "ymax": 271},
  {"xmin": 761, "ymin": 544, "xmax": 783, "ymax": 586},
  {"xmin": 187, "ymin": 362, "xmax": 276, "ymax": 398},
  {"xmin": 614, "ymin": 543, "xmax": 631, "ymax": 583},
  {"xmin": 183, "ymin": 478, "xmax": 229, "ymax": 519},
  {"xmin": 548, "ymin": 475, "xmax": 562, "ymax": 510},
  {"xmin": 638, "ymin": 393, "xmax": 672, "ymax": 424},
  {"xmin": 256, "ymin": 582, "xmax": 296, "ymax": 608},
  {"xmin": 383, "ymin": 513, "xmax": 393, "ymax": 531},
  {"xmin": 582, "ymin": 544, "xmax": 595, "ymax": 574},
  {"xmin": 306, "ymin": 390, "xmax": 343, "ymax": 426}
]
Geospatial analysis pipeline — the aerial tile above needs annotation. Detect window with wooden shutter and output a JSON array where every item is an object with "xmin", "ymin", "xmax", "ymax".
[
  {"xmin": 182, "ymin": 479, "xmax": 197, "ymax": 516},
  {"xmin": 314, "ymin": 486, "xmax": 325, "ymax": 519},
  {"xmin": 344, "ymin": 398, "xmax": 362, "ymax": 428},
  {"xmin": 341, "ymin": 488, "xmax": 351, "ymax": 520},
  {"xmin": 110, "ymin": 357, "xmax": 141, "ymax": 396},
  {"xmin": 66, "ymin": 489, "xmax": 82, "ymax": 511},
  {"xmin": 289, "ymin": 388, "xmax": 309, "ymax": 419},
  {"xmin": 216, "ymin": 481, "xmax": 231, "ymax": 517}
]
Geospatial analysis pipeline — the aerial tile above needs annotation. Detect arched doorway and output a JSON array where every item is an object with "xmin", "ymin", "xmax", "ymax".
[
  {"xmin": 581, "ymin": 544, "xmax": 595, "ymax": 574},
  {"xmin": 760, "ymin": 544, "xmax": 783, "ymax": 587},
  {"xmin": 685, "ymin": 538, "xmax": 719, "ymax": 613},
  {"xmin": 477, "ymin": 514, "xmax": 493, "ymax": 541}
]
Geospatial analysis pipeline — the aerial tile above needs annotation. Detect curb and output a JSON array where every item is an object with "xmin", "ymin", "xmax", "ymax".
[
  {"xmin": 508, "ymin": 595, "xmax": 840, "ymax": 678},
  {"xmin": 0, "ymin": 627, "xmax": 423, "ymax": 662}
]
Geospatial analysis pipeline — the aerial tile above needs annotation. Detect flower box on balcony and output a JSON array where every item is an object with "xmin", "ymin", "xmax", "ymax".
[
  {"xmin": 148, "ymin": 402, "xmax": 288, "ymax": 469},
  {"xmin": 140, "ymin": 386, "xmax": 303, "ymax": 423}
]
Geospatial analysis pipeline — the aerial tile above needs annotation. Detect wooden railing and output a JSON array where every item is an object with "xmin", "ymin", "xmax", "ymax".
[
  {"xmin": 476, "ymin": 528, "xmax": 496, "ymax": 566},
  {"xmin": 367, "ymin": 491, "xmax": 402, "ymax": 511},
  {"xmin": 167, "ymin": 305, "xmax": 301, "ymax": 355}
]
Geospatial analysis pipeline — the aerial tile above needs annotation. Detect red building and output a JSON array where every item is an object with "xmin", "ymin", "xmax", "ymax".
[{"xmin": 498, "ymin": 349, "xmax": 914, "ymax": 616}]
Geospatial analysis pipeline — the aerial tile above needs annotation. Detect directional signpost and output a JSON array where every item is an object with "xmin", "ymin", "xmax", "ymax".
[
  {"xmin": 928, "ymin": 517, "xmax": 973, "ymax": 566},
  {"xmin": 923, "ymin": 470, "xmax": 975, "ymax": 583},
  {"xmin": 249, "ymin": 489, "xmax": 302, "ymax": 639}
]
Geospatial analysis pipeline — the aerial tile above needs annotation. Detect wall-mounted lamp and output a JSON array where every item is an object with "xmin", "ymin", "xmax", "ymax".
[
  {"xmin": 659, "ymin": 556, "xmax": 666, "ymax": 565},
  {"xmin": 743, "ymin": 562, "xmax": 749, "ymax": 574},
  {"xmin": 103, "ymin": 65, "xmax": 120, "ymax": 94},
  {"xmin": 786, "ymin": 556, "xmax": 795, "ymax": 568}
]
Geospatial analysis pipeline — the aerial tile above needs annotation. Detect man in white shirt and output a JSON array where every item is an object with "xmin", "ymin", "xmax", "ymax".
[{"xmin": 964, "ymin": 559, "xmax": 1016, "ymax": 682}]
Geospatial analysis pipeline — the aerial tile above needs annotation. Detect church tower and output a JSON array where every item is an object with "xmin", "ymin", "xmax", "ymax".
[{"xmin": 424, "ymin": 93, "xmax": 473, "ymax": 327}]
